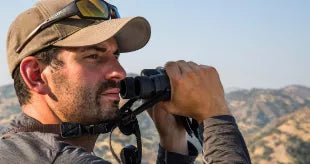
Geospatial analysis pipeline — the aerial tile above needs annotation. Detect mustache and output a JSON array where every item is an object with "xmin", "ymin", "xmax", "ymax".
[
  {"xmin": 95, "ymin": 80, "xmax": 121, "ymax": 117},
  {"xmin": 96, "ymin": 80, "xmax": 120, "ymax": 95},
  {"xmin": 95, "ymin": 80, "xmax": 120, "ymax": 107}
]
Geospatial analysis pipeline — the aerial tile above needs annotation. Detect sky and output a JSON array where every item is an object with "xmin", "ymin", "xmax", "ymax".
[{"xmin": 0, "ymin": 0, "xmax": 309, "ymax": 89}]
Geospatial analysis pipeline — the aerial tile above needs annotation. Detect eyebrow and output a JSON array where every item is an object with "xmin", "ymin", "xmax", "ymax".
[{"xmin": 81, "ymin": 46, "xmax": 107, "ymax": 53}]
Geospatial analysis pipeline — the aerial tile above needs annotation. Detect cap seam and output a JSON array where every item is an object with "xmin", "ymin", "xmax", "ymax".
[
  {"xmin": 52, "ymin": 24, "xmax": 63, "ymax": 39},
  {"xmin": 49, "ymin": 25, "xmax": 91, "ymax": 46},
  {"xmin": 50, "ymin": 20, "xmax": 102, "ymax": 46},
  {"xmin": 54, "ymin": 18, "xmax": 96, "ymax": 39},
  {"xmin": 37, "ymin": 2, "xmax": 64, "ymax": 40},
  {"xmin": 36, "ymin": 1, "xmax": 50, "ymax": 19}
]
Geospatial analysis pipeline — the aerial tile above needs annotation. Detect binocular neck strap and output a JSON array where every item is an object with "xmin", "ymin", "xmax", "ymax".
[{"xmin": 2, "ymin": 121, "xmax": 116, "ymax": 138}]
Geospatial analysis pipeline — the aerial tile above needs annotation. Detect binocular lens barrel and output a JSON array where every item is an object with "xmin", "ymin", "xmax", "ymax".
[{"xmin": 120, "ymin": 69, "xmax": 170, "ymax": 99}]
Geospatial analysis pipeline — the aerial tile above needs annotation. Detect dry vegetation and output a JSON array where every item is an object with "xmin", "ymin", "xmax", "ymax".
[{"xmin": 0, "ymin": 84, "xmax": 309, "ymax": 163}]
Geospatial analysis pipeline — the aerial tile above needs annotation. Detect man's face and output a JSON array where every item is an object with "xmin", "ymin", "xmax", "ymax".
[{"xmin": 45, "ymin": 37, "xmax": 126, "ymax": 124}]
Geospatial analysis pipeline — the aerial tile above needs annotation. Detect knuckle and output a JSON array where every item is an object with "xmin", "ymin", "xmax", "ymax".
[
  {"xmin": 176, "ymin": 60, "xmax": 186, "ymax": 64},
  {"xmin": 208, "ymin": 66, "xmax": 218, "ymax": 74},
  {"xmin": 165, "ymin": 61, "xmax": 175, "ymax": 67},
  {"xmin": 164, "ymin": 62, "xmax": 176, "ymax": 70},
  {"xmin": 198, "ymin": 66, "xmax": 217, "ymax": 77},
  {"xmin": 188, "ymin": 61, "xmax": 199, "ymax": 70},
  {"xmin": 198, "ymin": 68, "xmax": 206, "ymax": 75},
  {"xmin": 188, "ymin": 61, "xmax": 197, "ymax": 65},
  {"xmin": 199, "ymin": 64, "xmax": 208, "ymax": 69},
  {"xmin": 198, "ymin": 65, "xmax": 209, "ymax": 73}
]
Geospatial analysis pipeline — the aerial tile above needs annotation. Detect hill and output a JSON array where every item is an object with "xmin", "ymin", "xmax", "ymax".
[
  {"xmin": 247, "ymin": 107, "xmax": 310, "ymax": 164},
  {"xmin": 226, "ymin": 85, "xmax": 310, "ymax": 137},
  {"xmin": 0, "ymin": 83, "xmax": 309, "ymax": 163}
]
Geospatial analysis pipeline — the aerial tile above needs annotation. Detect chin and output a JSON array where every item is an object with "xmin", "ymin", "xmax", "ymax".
[
  {"xmin": 99, "ymin": 107, "xmax": 119, "ymax": 121},
  {"xmin": 94, "ymin": 100, "xmax": 120, "ymax": 121}
]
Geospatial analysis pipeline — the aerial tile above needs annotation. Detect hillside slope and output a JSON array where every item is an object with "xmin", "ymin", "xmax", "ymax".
[
  {"xmin": 247, "ymin": 107, "xmax": 310, "ymax": 164},
  {"xmin": 226, "ymin": 85, "xmax": 310, "ymax": 137},
  {"xmin": 0, "ymin": 84, "xmax": 309, "ymax": 163}
]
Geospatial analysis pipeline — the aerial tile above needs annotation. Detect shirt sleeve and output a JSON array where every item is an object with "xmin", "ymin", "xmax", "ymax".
[
  {"xmin": 156, "ymin": 141, "xmax": 198, "ymax": 164},
  {"xmin": 203, "ymin": 115, "xmax": 251, "ymax": 164},
  {"xmin": 53, "ymin": 146, "xmax": 111, "ymax": 164}
]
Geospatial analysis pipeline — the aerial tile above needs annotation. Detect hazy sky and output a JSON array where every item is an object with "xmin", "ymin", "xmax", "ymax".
[{"xmin": 0, "ymin": 0, "xmax": 309, "ymax": 89}]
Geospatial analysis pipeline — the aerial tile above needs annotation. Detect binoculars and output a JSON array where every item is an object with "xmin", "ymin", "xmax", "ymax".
[
  {"xmin": 120, "ymin": 69, "xmax": 170, "ymax": 99},
  {"xmin": 119, "ymin": 69, "xmax": 204, "ymax": 151}
]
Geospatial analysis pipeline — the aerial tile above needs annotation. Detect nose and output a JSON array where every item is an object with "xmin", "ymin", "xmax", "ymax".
[{"xmin": 104, "ymin": 57, "xmax": 126, "ymax": 82}]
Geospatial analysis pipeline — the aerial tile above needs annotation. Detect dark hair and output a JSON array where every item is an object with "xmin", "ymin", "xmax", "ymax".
[{"xmin": 13, "ymin": 46, "xmax": 63, "ymax": 105}]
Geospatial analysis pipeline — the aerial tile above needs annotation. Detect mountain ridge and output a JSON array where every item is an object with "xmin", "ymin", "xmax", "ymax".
[{"xmin": 0, "ymin": 83, "xmax": 309, "ymax": 163}]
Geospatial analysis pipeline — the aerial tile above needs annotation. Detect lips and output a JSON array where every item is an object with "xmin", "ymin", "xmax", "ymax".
[{"xmin": 101, "ymin": 88, "xmax": 120, "ymax": 101}]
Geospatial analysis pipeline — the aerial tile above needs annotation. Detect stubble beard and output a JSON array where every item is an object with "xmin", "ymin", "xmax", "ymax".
[{"xmin": 51, "ymin": 73, "xmax": 120, "ymax": 124}]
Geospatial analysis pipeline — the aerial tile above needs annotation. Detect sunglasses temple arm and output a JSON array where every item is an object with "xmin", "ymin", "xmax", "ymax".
[
  {"xmin": 16, "ymin": 2, "xmax": 78, "ymax": 53},
  {"xmin": 110, "ymin": 5, "xmax": 120, "ymax": 18},
  {"xmin": 16, "ymin": 22, "xmax": 46, "ymax": 53},
  {"xmin": 47, "ymin": 2, "xmax": 78, "ymax": 24}
]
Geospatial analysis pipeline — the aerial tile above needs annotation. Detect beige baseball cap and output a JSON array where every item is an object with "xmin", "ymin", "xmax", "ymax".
[{"xmin": 6, "ymin": 0, "xmax": 151, "ymax": 77}]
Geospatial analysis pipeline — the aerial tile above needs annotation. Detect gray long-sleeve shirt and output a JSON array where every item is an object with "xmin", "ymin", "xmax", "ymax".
[
  {"xmin": 203, "ymin": 115, "xmax": 251, "ymax": 164},
  {"xmin": 0, "ymin": 113, "xmax": 250, "ymax": 164}
]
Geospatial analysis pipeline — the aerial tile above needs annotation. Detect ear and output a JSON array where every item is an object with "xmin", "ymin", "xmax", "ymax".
[{"xmin": 20, "ymin": 56, "xmax": 49, "ymax": 94}]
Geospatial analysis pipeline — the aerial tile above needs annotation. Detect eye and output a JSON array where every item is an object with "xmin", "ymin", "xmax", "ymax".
[{"xmin": 86, "ymin": 54, "xmax": 99, "ymax": 59}]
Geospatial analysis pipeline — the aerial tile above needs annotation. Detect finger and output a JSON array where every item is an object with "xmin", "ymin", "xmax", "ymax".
[
  {"xmin": 199, "ymin": 64, "xmax": 211, "ymax": 69},
  {"xmin": 176, "ymin": 60, "xmax": 193, "ymax": 75},
  {"xmin": 164, "ymin": 61, "xmax": 182, "ymax": 81},
  {"xmin": 149, "ymin": 103, "xmax": 171, "ymax": 122},
  {"xmin": 199, "ymin": 64, "xmax": 218, "ymax": 72},
  {"xmin": 199, "ymin": 65, "xmax": 220, "ymax": 78},
  {"xmin": 187, "ymin": 61, "xmax": 200, "ymax": 71},
  {"xmin": 198, "ymin": 64, "xmax": 212, "ymax": 75}
]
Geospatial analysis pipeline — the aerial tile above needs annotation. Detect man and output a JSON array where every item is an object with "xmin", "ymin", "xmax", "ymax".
[{"xmin": 1, "ymin": 0, "xmax": 251, "ymax": 163}]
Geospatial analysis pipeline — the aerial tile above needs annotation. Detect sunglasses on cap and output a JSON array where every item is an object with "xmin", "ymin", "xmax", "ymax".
[{"xmin": 17, "ymin": 0, "xmax": 120, "ymax": 53}]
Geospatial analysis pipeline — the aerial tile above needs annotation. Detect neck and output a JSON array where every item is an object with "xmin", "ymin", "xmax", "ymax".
[
  {"xmin": 22, "ymin": 96, "xmax": 61, "ymax": 124},
  {"xmin": 63, "ymin": 135, "xmax": 99, "ymax": 152},
  {"xmin": 22, "ymin": 95, "xmax": 98, "ymax": 152}
]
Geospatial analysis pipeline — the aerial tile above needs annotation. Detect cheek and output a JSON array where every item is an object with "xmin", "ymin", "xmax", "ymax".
[
  {"xmin": 68, "ymin": 65, "xmax": 103, "ymax": 85},
  {"xmin": 49, "ymin": 68, "xmax": 68, "ymax": 90}
]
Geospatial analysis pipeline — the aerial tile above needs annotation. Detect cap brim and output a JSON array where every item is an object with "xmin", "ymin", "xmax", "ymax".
[{"xmin": 53, "ymin": 16, "xmax": 151, "ymax": 53}]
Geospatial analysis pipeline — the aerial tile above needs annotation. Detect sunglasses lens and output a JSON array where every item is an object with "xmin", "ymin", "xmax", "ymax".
[{"xmin": 76, "ymin": 0, "xmax": 109, "ymax": 19}]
